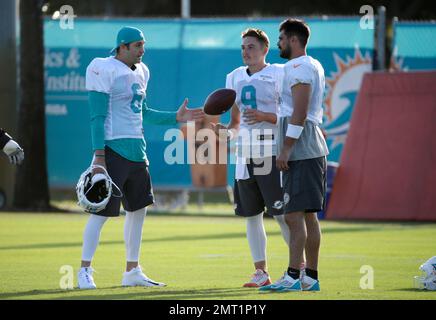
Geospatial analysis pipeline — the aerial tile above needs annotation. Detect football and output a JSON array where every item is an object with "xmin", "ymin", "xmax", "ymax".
[{"xmin": 203, "ymin": 88, "xmax": 236, "ymax": 115}]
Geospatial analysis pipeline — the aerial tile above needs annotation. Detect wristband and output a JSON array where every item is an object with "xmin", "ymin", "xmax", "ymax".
[
  {"xmin": 286, "ymin": 124, "xmax": 304, "ymax": 139},
  {"xmin": 95, "ymin": 154, "xmax": 105, "ymax": 158}
]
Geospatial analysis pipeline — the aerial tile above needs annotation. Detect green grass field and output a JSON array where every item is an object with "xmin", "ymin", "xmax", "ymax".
[{"xmin": 0, "ymin": 211, "xmax": 435, "ymax": 300}]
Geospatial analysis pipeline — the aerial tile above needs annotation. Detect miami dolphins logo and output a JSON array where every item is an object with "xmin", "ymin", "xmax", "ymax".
[
  {"xmin": 323, "ymin": 48, "xmax": 372, "ymax": 161},
  {"xmin": 130, "ymin": 83, "xmax": 144, "ymax": 114}
]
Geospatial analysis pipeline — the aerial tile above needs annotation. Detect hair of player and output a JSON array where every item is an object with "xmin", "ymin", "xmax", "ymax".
[
  {"xmin": 241, "ymin": 28, "xmax": 270, "ymax": 48},
  {"xmin": 116, "ymin": 43, "xmax": 131, "ymax": 54},
  {"xmin": 279, "ymin": 19, "xmax": 310, "ymax": 47}
]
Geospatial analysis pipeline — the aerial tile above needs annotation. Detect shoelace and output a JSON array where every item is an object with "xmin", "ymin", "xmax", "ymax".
[
  {"xmin": 81, "ymin": 268, "xmax": 96, "ymax": 282},
  {"xmin": 80, "ymin": 272, "xmax": 92, "ymax": 283}
]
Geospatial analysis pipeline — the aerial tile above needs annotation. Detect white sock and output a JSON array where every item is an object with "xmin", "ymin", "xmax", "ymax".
[
  {"xmin": 246, "ymin": 213, "xmax": 267, "ymax": 263},
  {"xmin": 273, "ymin": 214, "xmax": 291, "ymax": 247},
  {"xmin": 81, "ymin": 214, "xmax": 109, "ymax": 261},
  {"xmin": 124, "ymin": 207, "xmax": 147, "ymax": 263}
]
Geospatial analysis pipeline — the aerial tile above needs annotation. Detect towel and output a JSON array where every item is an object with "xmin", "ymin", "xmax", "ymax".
[{"xmin": 235, "ymin": 156, "xmax": 250, "ymax": 180}]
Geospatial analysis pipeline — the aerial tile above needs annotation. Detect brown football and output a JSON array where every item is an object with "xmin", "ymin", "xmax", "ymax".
[{"xmin": 203, "ymin": 88, "xmax": 236, "ymax": 115}]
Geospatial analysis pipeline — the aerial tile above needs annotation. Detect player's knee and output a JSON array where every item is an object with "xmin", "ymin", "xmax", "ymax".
[{"xmin": 284, "ymin": 212, "xmax": 304, "ymax": 227}]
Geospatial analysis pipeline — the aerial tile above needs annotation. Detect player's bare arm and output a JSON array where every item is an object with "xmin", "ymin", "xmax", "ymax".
[
  {"xmin": 276, "ymin": 83, "xmax": 311, "ymax": 171},
  {"xmin": 243, "ymin": 108, "xmax": 277, "ymax": 125},
  {"xmin": 212, "ymin": 103, "xmax": 240, "ymax": 139}
]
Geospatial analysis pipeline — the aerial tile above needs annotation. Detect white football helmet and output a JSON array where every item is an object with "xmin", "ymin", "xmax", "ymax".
[
  {"xmin": 76, "ymin": 165, "xmax": 121, "ymax": 214},
  {"xmin": 414, "ymin": 256, "xmax": 436, "ymax": 291}
]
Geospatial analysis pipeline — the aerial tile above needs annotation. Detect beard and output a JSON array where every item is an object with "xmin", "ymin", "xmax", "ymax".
[{"xmin": 279, "ymin": 45, "xmax": 292, "ymax": 59}]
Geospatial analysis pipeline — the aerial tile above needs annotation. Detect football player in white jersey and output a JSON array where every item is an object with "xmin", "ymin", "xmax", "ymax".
[
  {"xmin": 213, "ymin": 28, "xmax": 291, "ymax": 288},
  {"xmin": 77, "ymin": 26, "xmax": 204, "ymax": 289},
  {"xmin": 260, "ymin": 19, "xmax": 329, "ymax": 293}
]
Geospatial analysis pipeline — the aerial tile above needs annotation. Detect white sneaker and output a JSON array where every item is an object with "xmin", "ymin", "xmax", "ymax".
[
  {"xmin": 301, "ymin": 274, "xmax": 320, "ymax": 291},
  {"xmin": 243, "ymin": 269, "xmax": 272, "ymax": 287},
  {"xmin": 121, "ymin": 266, "xmax": 166, "ymax": 287},
  {"xmin": 77, "ymin": 267, "xmax": 97, "ymax": 290},
  {"xmin": 259, "ymin": 272, "xmax": 301, "ymax": 292}
]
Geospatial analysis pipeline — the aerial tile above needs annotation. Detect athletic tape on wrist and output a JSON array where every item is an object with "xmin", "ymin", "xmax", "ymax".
[{"xmin": 286, "ymin": 124, "xmax": 304, "ymax": 139}]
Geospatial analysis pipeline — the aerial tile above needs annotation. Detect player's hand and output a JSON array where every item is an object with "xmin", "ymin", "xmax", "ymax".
[
  {"xmin": 211, "ymin": 123, "xmax": 232, "ymax": 141},
  {"xmin": 91, "ymin": 154, "xmax": 106, "ymax": 176},
  {"xmin": 211, "ymin": 123, "xmax": 227, "ymax": 136},
  {"xmin": 276, "ymin": 146, "xmax": 292, "ymax": 171},
  {"xmin": 2, "ymin": 140, "xmax": 24, "ymax": 165},
  {"xmin": 243, "ymin": 109, "xmax": 265, "ymax": 125},
  {"xmin": 176, "ymin": 98, "xmax": 205, "ymax": 123}
]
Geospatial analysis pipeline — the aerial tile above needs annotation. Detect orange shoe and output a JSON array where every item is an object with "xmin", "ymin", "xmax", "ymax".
[{"xmin": 243, "ymin": 269, "xmax": 272, "ymax": 288}]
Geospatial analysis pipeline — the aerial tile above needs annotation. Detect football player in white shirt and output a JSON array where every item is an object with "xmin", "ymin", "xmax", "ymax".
[
  {"xmin": 260, "ymin": 19, "xmax": 329, "ymax": 293},
  {"xmin": 77, "ymin": 26, "xmax": 204, "ymax": 289},
  {"xmin": 213, "ymin": 28, "xmax": 291, "ymax": 288}
]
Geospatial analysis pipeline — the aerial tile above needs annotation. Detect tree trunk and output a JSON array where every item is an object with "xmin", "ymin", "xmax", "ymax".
[{"xmin": 13, "ymin": 0, "xmax": 51, "ymax": 210}]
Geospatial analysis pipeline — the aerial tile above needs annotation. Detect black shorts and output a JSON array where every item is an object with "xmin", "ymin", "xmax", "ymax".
[
  {"xmin": 92, "ymin": 147, "xmax": 154, "ymax": 217},
  {"xmin": 283, "ymin": 156, "xmax": 327, "ymax": 214},
  {"xmin": 234, "ymin": 157, "xmax": 284, "ymax": 217}
]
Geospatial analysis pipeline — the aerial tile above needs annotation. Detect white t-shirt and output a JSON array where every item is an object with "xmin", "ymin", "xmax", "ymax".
[
  {"xmin": 226, "ymin": 64, "xmax": 284, "ymax": 156},
  {"xmin": 280, "ymin": 55, "xmax": 325, "ymax": 124},
  {"xmin": 85, "ymin": 56, "xmax": 149, "ymax": 140}
]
